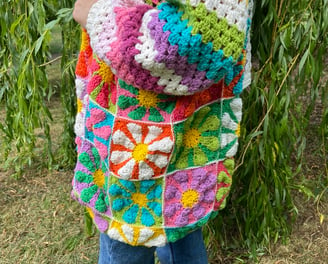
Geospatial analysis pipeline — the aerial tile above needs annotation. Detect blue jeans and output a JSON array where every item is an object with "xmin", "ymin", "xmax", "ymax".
[{"xmin": 98, "ymin": 229, "xmax": 208, "ymax": 264}]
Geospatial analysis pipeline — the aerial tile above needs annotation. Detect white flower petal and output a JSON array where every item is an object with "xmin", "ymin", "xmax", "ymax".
[
  {"xmin": 110, "ymin": 151, "xmax": 132, "ymax": 164},
  {"xmin": 74, "ymin": 113, "xmax": 84, "ymax": 137},
  {"xmin": 144, "ymin": 126, "xmax": 163, "ymax": 144},
  {"xmin": 75, "ymin": 78, "xmax": 86, "ymax": 98},
  {"xmin": 222, "ymin": 113, "xmax": 238, "ymax": 131},
  {"xmin": 118, "ymin": 159, "xmax": 136, "ymax": 179},
  {"xmin": 137, "ymin": 228, "xmax": 154, "ymax": 244},
  {"xmin": 112, "ymin": 130, "xmax": 135, "ymax": 149},
  {"xmin": 127, "ymin": 123, "xmax": 142, "ymax": 143},
  {"xmin": 148, "ymin": 154, "xmax": 169, "ymax": 168},
  {"xmin": 121, "ymin": 224, "xmax": 134, "ymax": 244},
  {"xmin": 230, "ymin": 98, "xmax": 242, "ymax": 122},
  {"xmin": 138, "ymin": 161, "xmax": 154, "ymax": 180},
  {"xmin": 221, "ymin": 133, "xmax": 237, "ymax": 148},
  {"xmin": 225, "ymin": 142, "xmax": 238, "ymax": 157},
  {"xmin": 107, "ymin": 228, "xmax": 125, "ymax": 243},
  {"xmin": 148, "ymin": 137, "xmax": 173, "ymax": 153}
]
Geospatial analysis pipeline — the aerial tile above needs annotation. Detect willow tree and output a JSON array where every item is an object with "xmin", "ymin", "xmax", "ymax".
[
  {"xmin": 206, "ymin": 0, "xmax": 328, "ymax": 256},
  {"xmin": 0, "ymin": 0, "xmax": 327, "ymax": 257},
  {"xmin": 0, "ymin": 0, "xmax": 79, "ymax": 170}
]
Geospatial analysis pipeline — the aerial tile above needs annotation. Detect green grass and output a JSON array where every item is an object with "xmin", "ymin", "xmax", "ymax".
[{"xmin": 0, "ymin": 168, "xmax": 99, "ymax": 264}]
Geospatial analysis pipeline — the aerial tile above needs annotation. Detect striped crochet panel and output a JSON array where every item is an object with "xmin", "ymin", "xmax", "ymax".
[{"xmin": 86, "ymin": 0, "xmax": 250, "ymax": 95}]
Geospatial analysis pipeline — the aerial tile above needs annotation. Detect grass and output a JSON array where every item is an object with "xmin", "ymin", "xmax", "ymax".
[{"xmin": 0, "ymin": 169, "xmax": 99, "ymax": 264}]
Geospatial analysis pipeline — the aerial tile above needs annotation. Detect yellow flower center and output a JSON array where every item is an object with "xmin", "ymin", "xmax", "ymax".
[
  {"xmin": 183, "ymin": 129, "xmax": 201, "ymax": 148},
  {"xmin": 98, "ymin": 61, "xmax": 113, "ymax": 84},
  {"xmin": 181, "ymin": 189, "xmax": 199, "ymax": 208},
  {"xmin": 93, "ymin": 169, "xmax": 105, "ymax": 187},
  {"xmin": 137, "ymin": 90, "xmax": 159, "ymax": 108},
  {"xmin": 132, "ymin": 143, "xmax": 148, "ymax": 162},
  {"xmin": 235, "ymin": 123, "xmax": 240, "ymax": 137},
  {"xmin": 77, "ymin": 99, "xmax": 83, "ymax": 113},
  {"xmin": 131, "ymin": 192, "xmax": 148, "ymax": 208},
  {"xmin": 86, "ymin": 207, "xmax": 95, "ymax": 219}
]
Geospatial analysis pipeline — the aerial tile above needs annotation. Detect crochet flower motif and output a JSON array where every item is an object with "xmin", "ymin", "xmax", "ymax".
[
  {"xmin": 107, "ymin": 220, "xmax": 166, "ymax": 247},
  {"xmin": 87, "ymin": 55, "xmax": 117, "ymax": 112},
  {"xmin": 85, "ymin": 101, "xmax": 114, "ymax": 162},
  {"xmin": 169, "ymin": 105, "xmax": 220, "ymax": 171},
  {"xmin": 110, "ymin": 120, "xmax": 174, "ymax": 180},
  {"xmin": 220, "ymin": 98, "xmax": 242, "ymax": 158},
  {"xmin": 117, "ymin": 80, "xmax": 175, "ymax": 123},
  {"xmin": 164, "ymin": 165, "xmax": 217, "ymax": 227},
  {"xmin": 109, "ymin": 177, "xmax": 163, "ymax": 227},
  {"xmin": 73, "ymin": 142, "xmax": 109, "ymax": 213}
]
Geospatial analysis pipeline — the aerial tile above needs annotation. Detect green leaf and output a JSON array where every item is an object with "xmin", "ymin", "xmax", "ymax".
[{"xmin": 298, "ymin": 48, "xmax": 310, "ymax": 75}]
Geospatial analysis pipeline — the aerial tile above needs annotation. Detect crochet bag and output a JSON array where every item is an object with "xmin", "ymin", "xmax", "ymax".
[{"xmin": 72, "ymin": 0, "xmax": 252, "ymax": 247}]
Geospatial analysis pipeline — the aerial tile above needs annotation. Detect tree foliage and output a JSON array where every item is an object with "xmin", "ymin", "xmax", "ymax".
[
  {"xmin": 0, "ymin": 0, "xmax": 327, "ymax": 258},
  {"xmin": 0, "ymin": 0, "xmax": 79, "ymax": 172},
  {"xmin": 206, "ymin": 0, "xmax": 328, "ymax": 257}
]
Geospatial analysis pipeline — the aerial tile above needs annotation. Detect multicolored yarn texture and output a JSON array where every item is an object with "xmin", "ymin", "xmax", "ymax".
[{"xmin": 72, "ymin": 0, "xmax": 252, "ymax": 247}]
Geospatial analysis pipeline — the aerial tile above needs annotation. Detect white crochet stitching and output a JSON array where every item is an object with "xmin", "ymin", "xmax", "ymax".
[{"xmin": 135, "ymin": 10, "xmax": 190, "ymax": 95}]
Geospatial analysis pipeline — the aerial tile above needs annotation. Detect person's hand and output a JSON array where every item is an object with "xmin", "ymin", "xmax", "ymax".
[{"xmin": 73, "ymin": 0, "xmax": 98, "ymax": 28}]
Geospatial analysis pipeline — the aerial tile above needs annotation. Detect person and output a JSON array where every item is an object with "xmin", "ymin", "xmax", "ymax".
[{"xmin": 71, "ymin": 0, "xmax": 253, "ymax": 263}]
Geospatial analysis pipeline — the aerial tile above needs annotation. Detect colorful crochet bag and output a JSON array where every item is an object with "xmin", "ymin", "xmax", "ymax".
[{"xmin": 72, "ymin": 0, "xmax": 253, "ymax": 247}]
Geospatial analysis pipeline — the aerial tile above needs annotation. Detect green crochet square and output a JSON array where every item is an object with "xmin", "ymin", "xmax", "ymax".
[{"xmin": 168, "ymin": 102, "xmax": 222, "ymax": 172}]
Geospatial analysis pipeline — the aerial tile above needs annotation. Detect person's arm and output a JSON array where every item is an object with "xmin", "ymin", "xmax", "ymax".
[{"xmin": 73, "ymin": 0, "xmax": 251, "ymax": 95}]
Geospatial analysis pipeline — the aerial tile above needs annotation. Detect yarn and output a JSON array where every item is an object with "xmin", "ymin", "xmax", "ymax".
[
  {"xmin": 108, "ymin": 220, "xmax": 166, "ymax": 246},
  {"xmin": 86, "ymin": 56, "xmax": 116, "ymax": 110},
  {"xmin": 86, "ymin": 0, "xmax": 249, "ymax": 95},
  {"xmin": 73, "ymin": 141, "xmax": 108, "ymax": 213},
  {"xmin": 72, "ymin": 0, "xmax": 253, "ymax": 247},
  {"xmin": 84, "ymin": 100, "xmax": 114, "ymax": 163},
  {"xmin": 86, "ymin": 207, "xmax": 110, "ymax": 232},
  {"xmin": 214, "ymin": 159, "xmax": 234, "ymax": 210},
  {"xmin": 164, "ymin": 164, "xmax": 216, "ymax": 227},
  {"xmin": 117, "ymin": 79, "xmax": 175, "ymax": 122},
  {"xmin": 109, "ymin": 177, "xmax": 163, "ymax": 227},
  {"xmin": 168, "ymin": 104, "xmax": 220, "ymax": 172}
]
